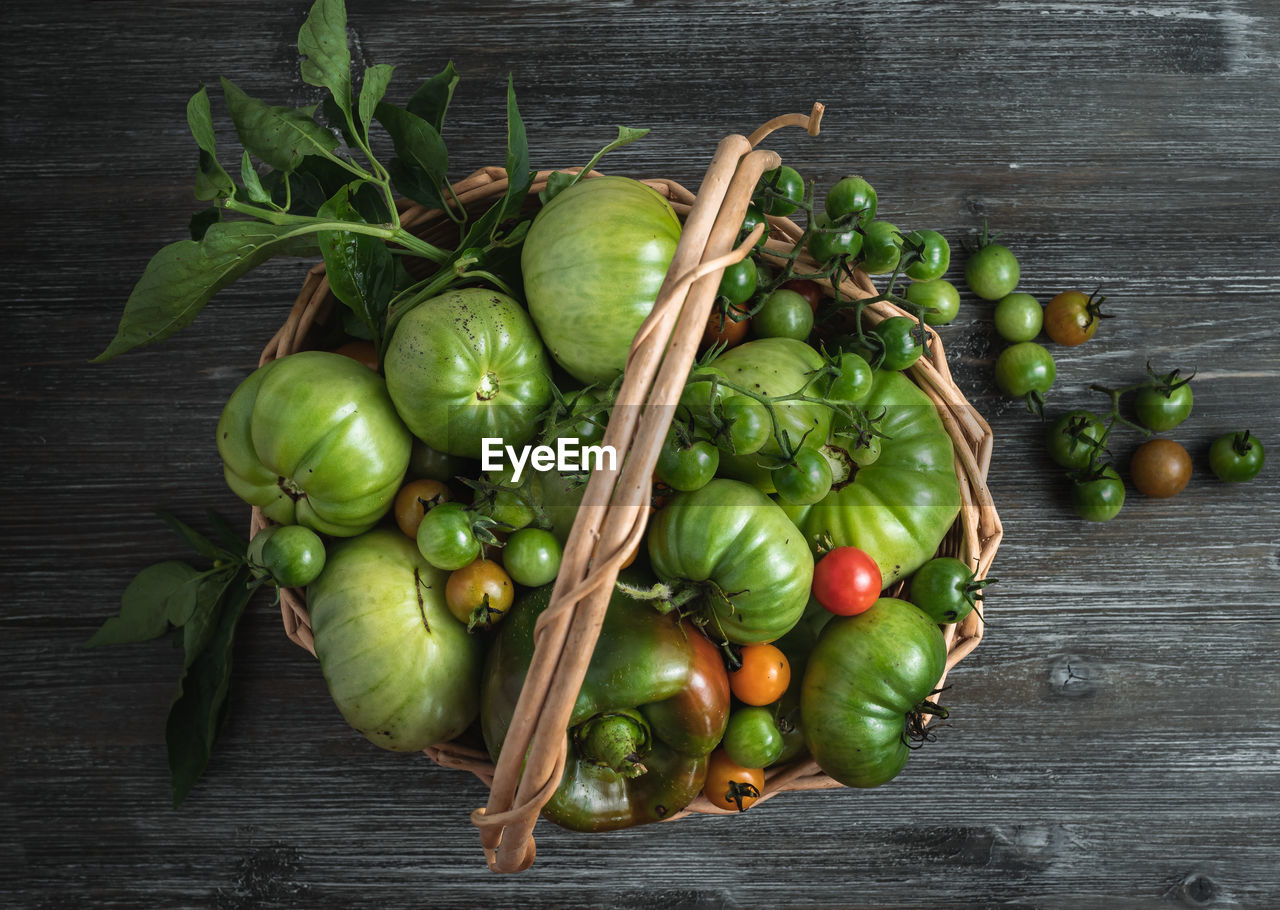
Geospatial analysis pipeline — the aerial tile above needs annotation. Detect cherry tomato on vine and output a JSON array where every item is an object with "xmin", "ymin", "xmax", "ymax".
[
  {"xmin": 717, "ymin": 257, "xmax": 758, "ymax": 306},
  {"xmin": 1209, "ymin": 430, "xmax": 1265, "ymax": 482},
  {"xmin": 779, "ymin": 279, "xmax": 824, "ymax": 312},
  {"xmin": 807, "ymin": 212, "xmax": 863, "ymax": 265},
  {"xmin": 1044, "ymin": 290, "xmax": 1107, "ymax": 346},
  {"xmin": 703, "ymin": 749, "xmax": 765, "ymax": 812},
  {"xmin": 656, "ymin": 431, "xmax": 720, "ymax": 492},
  {"xmin": 754, "ymin": 165, "xmax": 805, "ymax": 216},
  {"xmin": 995, "ymin": 342, "xmax": 1056, "ymax": 402},
  {"xmin": 718, "ymin": 395, "xmax": 772, "ymax": 455},
  {"xmin": 965, "ymin": 242, "xmax": 1020, "ymax": 301},
  {"xmin": 416, "ymin": 502, "xmax": 481, "ymax": 571},
  {"xmin": 910, "ymin": 556, "xmax": 989, "ymax": 625},
  {"xmin": 729, "ymin": 643, "xmax": 791, "ymax": 705},
  {"xmin": 502, "ymin": 527, "xmax": 563, "ymax": 587},
  {"xmin": 825, "ymin": 175, "xmax": 878, "ymax": 227},
  {"xmin": 860, "ymin": 220, "xmax": 903, "ymax": 274},
  {"xmin": 394, "ymin": 477, "xmax": 451, "ymax": 538},
  {"xmin": 1072, "ymin": 465, "xmax": 1125, "ymax": 522},
  {"xmin": 872, "ymin": 315, "xmax": 929, "ymax": 371},
  {"xmin": 445, "ymin": 558, "xmax": 514, "ymax": 632},
  {"xmin": 902, "ymin": 229, "xmax": 951, "ymax": 282},
  {"xmin": 812, "ymin": 546, "xmax": 882, "ymax": 616},
  {"xmin": 1045, "ymin": 410, "xmax": 1108, "ymax": 471},
  {"xmin": 1134, "ymin": 374, "xmax": 1194, "ymax": 432},
  {"xmin": 906, "ymin": 278, "xmax": 961, "ymax": 326},
  {"xmin": 771, "ymin": 447, "xmax": 833, "ymax": 506},
  {"xmin": 846, "ymin": 432, "xmax": 881, "ymax": 467},
  {"xmin": 1129, "ymin": 438, "xmax": 1192, "ymax": 499},
  {"xmin": 752, "ymin": 289, "xmax": 814, "ymax": 341},
  {"xmin": 828, "ymin": 352, "xmax": 874, "ymax": 404},
  {"xmin": 702, "ymin": 301, "xmax": 751, "ymax": 350},
  {"xmin": 247, "ymin": 524, "xmax": 327, "ymax": 588},
  {"xmin": 721, "ymin": 706, "xmax": 785, "ymax": 769},
  {"xmin": 993, "ymin": 292, "xmax": 1043, "ymax": 342},
  {"xmin": 740, "ymin": 203, "xmax": 770, "ymax": 248}
]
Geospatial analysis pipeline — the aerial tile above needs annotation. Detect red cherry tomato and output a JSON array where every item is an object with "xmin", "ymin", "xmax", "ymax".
[{"xmin": 812, "ymin": 546, "xmax": 882, "ymax": 616}]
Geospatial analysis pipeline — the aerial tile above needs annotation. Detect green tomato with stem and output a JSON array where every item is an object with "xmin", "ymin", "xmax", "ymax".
[{"xmin": 906, "ymin": 279, "xmax": 961, "ymax": 326}]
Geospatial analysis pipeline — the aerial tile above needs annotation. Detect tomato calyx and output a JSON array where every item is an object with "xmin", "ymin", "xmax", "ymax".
[
  {"xmin": 902, "ymin": 687, "xmax": 951, "ymax": 749},
  {"xmin": 572, "ymin": 709, "xmax": 653, "ymax": 778},
  {"xmin": 722, "ymin": 779, "xmax": 762, "ymax": 812},
  {"xmin": 1229, "ymin": 429, "xmax": 1257, "ymax": 457},
  {"xmin": 1144, "ymin": 361, "xmax": 1196, "ymax": 398}
]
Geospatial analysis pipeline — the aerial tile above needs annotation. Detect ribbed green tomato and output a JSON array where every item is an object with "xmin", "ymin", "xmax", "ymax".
[
  {"xmin": 217, "ymin": 350, "xmax": 412, "ymax": 537},
  {"xmin": 307, "ymin": 529, "xmax": 483, "ymax": 752},
  {"xmin": 383, "ymin": 287, "xmax": 553, "ymax": 458},
  {"xmin": 647, "ymin": 479, "xmax": 814, "ymax": 644},
  {"xmin": 783, "ymin": 369, "xmax": 961, "ymax": 586},
  {"xmin": 522, "ymin": 175, "xmax": 682, "ymax": 384}
]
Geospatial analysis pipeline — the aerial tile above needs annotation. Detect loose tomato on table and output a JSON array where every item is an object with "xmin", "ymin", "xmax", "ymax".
[
  {"xmin": 964, "ymin": 241, "xmax": 1020, "ymax": 300},
  {"xmin": 995, "ymin": 341, "xmax": 1056, "ymax": 404},
  {"xmin": 1044, "ymin": 289, "xmax": 1108, "ymax": 346},
  {"xmin": 1134, "ymin": 370, "xmax": 1194, "ymax": 432},
  {"xmin": 1129, "ymin": 438, "xmax": 1192, "ymax": 499},
  {"xmin": 1208, "ymin": 430, "xmax": 1265, "ymax": 482},
  {"xmin": 1045, "ymin": 410, "xmax": 1108, "ymax": 471},
  {"xmin": 1072, "ymin": 465, "xmax": 1126, "ymax": 522},
  {"xmin": 992, "ymin": 292, "xmax": 1042, "ymax": 342}
]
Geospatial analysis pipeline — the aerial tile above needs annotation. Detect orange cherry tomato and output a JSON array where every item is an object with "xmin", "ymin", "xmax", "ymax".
[
  {"xmin": 703, "ymin": 748, "xmax": 765, "ymax": 812},
  {"xmin": 332, "ymin": 339, "xmax": 379, "ymax": 370},
  {"xmin": 445, "ymin": 559, "xmax": 514, "ymax": 632},
  {"xmin": 393, "ymin": 478, "xmax": 450, "ymax": 538},
  {"xmin": 701, "ymin": 302, "xmax": 751, "ymax": 351},
  {"xmin": 1044, "ymin": 290, "xmax": 1107, "ymax": 347},
  {"xmin": 729, "ymin": 643, "xmax": 790, "ymax": 706}
]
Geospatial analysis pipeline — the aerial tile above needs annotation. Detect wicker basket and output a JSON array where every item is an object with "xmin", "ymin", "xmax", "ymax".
[{"xmin": 253, "ymin": 108, "xmax": 1003, "ymax": 874}]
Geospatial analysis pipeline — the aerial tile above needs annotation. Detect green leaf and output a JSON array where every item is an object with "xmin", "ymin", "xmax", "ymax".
[
  {"xmin": 297, "ymin": 0, "xmax": 352, "ymax": 116},
  {"xmin": 239, "ymin": 150, "xmax": 271, "ymax": 203},
  {"xmin": 221, "ymin": 76, "xmax": 340, "ymax": 174},
  {"xmin": 166, "ymin": 568, "xmax": 255, "ymax": 807},
  {"xmin": 374, "ymin": 102, "xmax": 449, "ymax": 210},
  {"xmin": 157, "ymin": 510, "xmax": 227, "ymax": 562},
  {"xmin": 181, "ymin": 568, "xmax": 239, "ymax": 668},
  {"xmin": 405, "ymin": 61, "xmax": 459, "ymax": 133},
  {"xmin": 317, "ymin": 183, "xmax": 396, "ymax": 340},
  {"xmin": 459, "ymin": 75, "xmax": 532, "ymax": 250},
  {"xmin": 187, "ymin": 86, "xmax": 234, "ymax": 200},
  {"xmin": 357, "ymin": 64, "xmax": 395, "ymax": 136},
  {"xmin": 85, "ymin": 561, "xmax": 200, "ymax": 648},
  {"xmin": 539, "ymin": 125, "xmax": 650, "ymax": 204},
  {"xmin": 205, "ymin": 510, "xmax": 249, "ymax": 554},
  {"xmin": 94, "ymin": 220, "xmax": 320, "ymax": 361},
  {"xmin": 185, "ymin": 84, "xmax": 219, "ymax": 154}
]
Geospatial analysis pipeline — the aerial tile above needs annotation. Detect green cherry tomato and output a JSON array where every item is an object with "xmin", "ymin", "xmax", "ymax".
[
  {"xmin": 1072, "ymin": 465, "xmax": 1125, "ymax": 522},
  {"xmin": 657, "ymin": 431, "xmax": 721, "ymax": 492},
  {"xmin": 824, "ymin": 176, "xmax": 878, "ymax": 227},
  {"xmin": 910, "ymin": 556, "xmax": 985, "ymax": 625},
  {"xmin": 502, "ymin": 527, "xmax": 563, "ymax": 587},
  {"xmin": 860, "ymin": 221, "xmax": 903, "ymax": 274},
  {"xmin": 906, "ymin": 279, "xmax": 961, "ymax": 326},
  {"xmin": 965, "ymin": 243, "xmax": 1020, "ymax": 300},
  {"xmin": 1134, "ymin": 381, "xmax": 1194, "ymax": 433},
  {"xmin": 995, "ymin": 342, "xmax": 1056, "ymax": 400},
  {"xmin": 416, "ymin": 502, "xmax": 481, "ymax": 571},
  {"xmin": 248, "ymin": 524, "xmax": 327, "ymax": 588},
  {"xmin": 871, "ymin": 316, "xmax": 929, "ymax": 371},
  {"xmin": 1045, "ymin": 410, "xmax": 1109, "ymax": 471},
  {"xmin": 902, "ymin": 230, "xmax": 951, "ymax": 282},
  {"xmin": 717, "ymin": 257, "xmax": 758, "ymax": 306},
  {"xmin": 755, "ymin": 166, "xmax": 805, "ymax": 216},
  {"xmin": 772, "ymin": 448, "xmax": 834, "ymax": 506},
  {"xmin": 807, "ymin": 212, "xmax": 864, "ymax": 264},
  {"xmin": 1208, "ymin": 430, "xmax": 1265, "ymax": 482},
  {"xmin": 846, "ymin": 432, "xmax": 882, "ymax": 467},
  {"xmin": 828, "ymin": 352, "xmax": 874, "ymax": 404},
  {"xmin": 722, "ymin": 706, "xmax": 785, "ymax": 769},
  {"xmin": 741, "ymin": 204, "xmax": 770, "ymax": 248},
  {"xmin": 719, "ymin": 395, "xmax": 773, "ymax": 456},
  {"xmin": 752, "ymin": 289, "xmax": 815, "ymax": 341},
  {"xmin": 993, "ymin": 292, "xmax": 1043, "ymax": 342}
]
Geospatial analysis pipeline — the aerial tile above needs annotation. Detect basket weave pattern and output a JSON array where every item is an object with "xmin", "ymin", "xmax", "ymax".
[{"xmin": 254, "ymin": 113, "xmax": 1002, "ymax": 874}]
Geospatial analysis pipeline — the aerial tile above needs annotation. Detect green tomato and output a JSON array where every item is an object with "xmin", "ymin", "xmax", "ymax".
[
  {"xmin": 783, "ymin": 370, "xmax": 961, "ymax": 586},
  {"xmin": 909, "ymin": 557, "xmax": 984, "ymax": 624},
  {"xmin": 502, "ymin": 527, "xmax": 563, "ymax": 587},
  {"xmin": 1045, "ymin": 410, "xmax": 1108, "ymax": 471},
  {"xmin": 383, "ymin": 287, "xmax": 553, "ymax": 459},
  {"xmin": 217, "ymin": 351, "xmax": 412, "ymax": 537},
  {"xmin": 772, "ymin": 447, "xmax": 834, "ymax": 506},
  {"xmin": 993, "ymin": 292, "xmax": 1043, "ymax": 342},
  {"xmin": 718, "ymin": 395, "xmax": 772, "ymax": 456},
  {"xmin": 717, "ymin": 257, "xmax": 758, "ymax": 306},
  {"xmin": 648, "ymin": 479, "xmax": 814, "ymax": 644},
  {"xmin": 416, "ymin": 502, "xmax": 481, "ymax": 571},
  {"xmin": 752, "ymin": 289, "xmax": 814, "ymax": 341},
  {"xmin": 1208, "ymin": 430, "xmax": 1265, "ymax": 483},
  {"xmin": 754, "ymin": 165, "xmax": 805, "ymax": 216},
  {"xmin": 740, "ymin": 204, "xmax": 770, "ymax": 248},
  {"xmin": 845, "ymin": 432, "xmax": 882, "ymax": 468},
  {"xmin": 964, "ymin": 243, "xmax": 1020, "ymax": 300},
  {"xmin": 248, "ymin": 524, "xmax": 327, "ymax": 588},
  {"xmin": 802, "ymin": 597, "xmax": 947, "ymax": 788},
  {"xmin": 871, "ymin": 316, "xmax": 929, "ymax": 371},
  {"xmin": 995, "ymin": 342, "xmax": 1056, "ymax": 399},
  {"xmin": 1135, "ymin": 382, "xmax": 1193, "ymax": 432},
  {"xmin": 1072, "ymin": 466, "xmax": 1125, "ymax": 522},
  {"xmin": 828, "ymin": 352, "xmax": 874, "ymax": 404},
  {"xmin": 860, "ymin": 221, "xmax": 903, "ymax": 275},
  {"xmin": 308, "ymin": 528, "xmax": 483, "ymax": 751},
  {"xmin": 722, "ymin": 707, "xmax": 785, "ymax": 769},
  {"xmin": 906, "ymin": 279, "xmax": 961, "ymax": 326},
  {"xmin": 807, "ymin": 212, "xmax": 863, "ymax": 264},
  {"xmin": 522, "ymin": 176, "xmax": 682, "ymax": 383},
  {"xmin": 902, "ymin": 230, "xmax": 951, "ymax": 282},
  {"xmin": 656, "ymin": 432, "xmax": 720, "ymax": 492},
  {"xmin": 474, "ymin": 468, "xmax": 535, "ymax": 532},
  {"xmin": 824, "ymin": 176, "xmax": 878, "ymax": 227}
]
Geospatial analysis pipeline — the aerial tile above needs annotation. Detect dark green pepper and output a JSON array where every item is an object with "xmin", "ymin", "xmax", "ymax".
[{"xmin": 480, "ymin": 578, "xmax": 731, "ymax": 831}]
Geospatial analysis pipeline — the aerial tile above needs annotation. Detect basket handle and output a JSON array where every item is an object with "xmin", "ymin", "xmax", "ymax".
[{"xmin": 471, "ymin": 112, "xmax": 822, "ymax": 875}]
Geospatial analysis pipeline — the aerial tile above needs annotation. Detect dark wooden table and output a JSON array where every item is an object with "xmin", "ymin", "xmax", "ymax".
[{"xmin": 5, "ymin": 2, "xmax": 1279, "ymax": 907}]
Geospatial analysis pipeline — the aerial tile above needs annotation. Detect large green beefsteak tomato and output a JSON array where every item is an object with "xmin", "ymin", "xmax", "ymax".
[
  {"xmin": 307, "ymin": 528, "xmax": 483, "ymax": 752},
  {"xmin": 217, "ymin": 350, "xmax": 412, "ymax": 537},
  {"xmin": 682, "ymin": 338, "xmax": 832, "ymax": 492},
  {"xmin": 383, "ymin": 287, "xmax": 553, "ymax": 458},
  {"xmin": 784, "ymin": 368, "xmax": 961, "ymax": 585},
  {"xmin": 801, "ymin": 597, "xmax": 947, "ymax": 788},
  {"xmin": 522, "ymin": 176, "xmax": 682, "ymax": 384},
  {"xmin": 647, "ymin": 478, "xmax": 813, "ymax": 644}
]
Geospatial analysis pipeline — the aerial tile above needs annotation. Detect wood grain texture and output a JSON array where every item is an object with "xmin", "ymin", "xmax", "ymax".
[{"xmin": 3, "ymin": 0, "xmax": 1279, "ymax": 907}]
